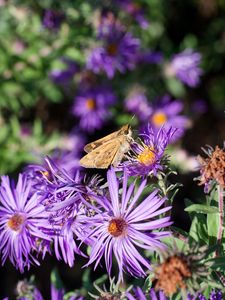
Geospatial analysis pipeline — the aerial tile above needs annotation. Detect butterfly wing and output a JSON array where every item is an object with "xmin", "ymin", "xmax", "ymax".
[
  {"xmin": 84, "ymin": 130, "xmax": 120, "ymax": 153},
  {"xmin": 80, "ymin": 140, "xmax": 120, "ymax": 169}
]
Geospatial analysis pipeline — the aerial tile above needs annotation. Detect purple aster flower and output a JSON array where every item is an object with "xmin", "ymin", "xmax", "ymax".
[
  {"xmin": 124, "ymin": 126, "xmax": 176, "ymax": 177},
  {"xmin": 42, "ymin": 10, "xmax": 64, "ymax": 30},
  {"xmin": 137, "ymin": 51, "xmax": 163, "ymax": 65},
  {"xmin": 208, "ymin": 290, "xmax": 222, "ymax": 300},
  {"xmin": 72, "ymin": 87, "xmax": 116, "ymax": 132},
  {"xmin": 126, "ymin": 287, "xmax": 147, "ymax": 300},
  {"xmin": 116, "ymin": 0, "xmax": 149, "ymax": 29},
  {"xmin": 25, "ymin": 157, "xmax": 103, "ymax": 266},
  {"xmin": 189, "ymin": 290, "xmax": 223, "ymax": 300},
  {"xmin": 165, "ymin": 49, "xmax": 202, "ymax": 87},
  {"xmin": 50, "ymin": 58, "xmax": 80, "ymax": 85},
  {"xmin": 0, "ymin": 174, "xmax": 51, "ymax": 272},
  {"xmin": 51, "ymin": 208, "xmax": 86, "ymax": 267},
  {"xmin": 125, "ymin": 90, "xmax": 152, "ymax": 122},
  {"xmin": 149, "ymin": 289, "xmax": 168, "ymax": 300},
  {"xmin": 87, "ymin": 22, "xmax": 140, "ymax": 78},
  {"xmin": 148, "ymin": 95, "xmax": 190, "ymax": 142},
  {"xmin": 83, "ymin": 168, "xmax": 172, "ymax": 282}
]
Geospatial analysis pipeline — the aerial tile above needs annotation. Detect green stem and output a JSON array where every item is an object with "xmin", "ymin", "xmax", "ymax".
[
  {"xmin": 215, "ymin": 185, "xmax": 225, "ymax": 287},
  {"xmin": 216, "ymin": 184, "xmax": 224, "ymax": 255}
]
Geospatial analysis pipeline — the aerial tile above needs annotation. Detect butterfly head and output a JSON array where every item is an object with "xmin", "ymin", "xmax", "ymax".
[{"xmin": 121, "ymin": 124, "xmax": 133, "ymax": 141}]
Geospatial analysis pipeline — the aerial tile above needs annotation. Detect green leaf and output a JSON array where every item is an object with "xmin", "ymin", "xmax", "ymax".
[
  {"xmin": 143, "ymin": 272, "xmax": 155, "ymax": 291},
  {"xmin": 50, "ymin": 269, "xmax": 63, "ymax": 290},
  {"xmin": 185, "ymin": 204, "xmax": 218, "ymax": 214},
  {"xmin": 207, "ymin": 257, "xmax": 225, "ymax": 270},
  {"xmin": 189, "ymin": 215, "xmax": 208, "ymax": 244},
  {"xmin": 207, "ymin": 212, "xmax": 220, "ymax": 241},
  {"xmin": 165, "ymin": 77, "xmax": 186, "ymax": 98}
]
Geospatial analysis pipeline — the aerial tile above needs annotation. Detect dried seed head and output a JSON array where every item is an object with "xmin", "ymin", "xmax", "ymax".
[
  {"xmin": 153, "ymin": 244, "xmax": 213, "ymax": 297},
  {"xmin": 154, "ymin": 254, "xmax": 191, "ymax": 296},
  {"xmin": 197, "ymin": 145, "xmax": 225, "ymax": 190}
]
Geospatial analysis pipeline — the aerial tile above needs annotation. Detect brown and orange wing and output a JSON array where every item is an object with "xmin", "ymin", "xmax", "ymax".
[
  {"xmin": 83, "ymin": 131, "xmax": 120, "ymax": 153},
  {"xmin": 80, "ymin": 140, "xmax": 120, "ymax": 169}
]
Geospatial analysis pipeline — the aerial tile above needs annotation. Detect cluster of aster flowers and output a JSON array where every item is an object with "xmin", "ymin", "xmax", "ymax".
[
  {"xmin": 0, "ymin": 125, "xmax": 174, "ymax": 276},
  {"xmin": 2, "ymin": 118, "xmax": 225, "ymax": 299},
  {"xmin": 47, "ymin": 3, "xmax": 202, "ymax": 137}
]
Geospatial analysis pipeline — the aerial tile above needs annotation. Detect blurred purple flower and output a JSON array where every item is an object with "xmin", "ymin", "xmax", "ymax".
[
  {"xmin": 50, "ymin": 132, "xmax": 86, "ymax": 176},
  {"xmin": 51, "ymin": 284, "xmax": 84, "ymax": 300},
  {"xmin": 42, "ymin": 10, "xmax": 64, "ymax": 30},
  {"xmin": 16, "ymin": 281, "xmax": 84, "ymax": 300},
  {"xmin": 207, "ymin": 290, "xmax": 222, "ymax": 300},
  {"xmin": 84, "ymin": 168, "xmax": 171, "ymax": 282},
  {"xmin": 20, "ymin": 125, "xmax": 32, "ymax": 138},
  {"xmin": 51, "ymin": 151, "xmax": 81, "ymax": 177},
  {"xmin": 124, "ymin": 126, "xmax": 176, "ymax": 177},
  {"xmin": 125, "ymin": 91, "xmax": 152, "ymax": 121},
  {"xmin": 137, "ymin": 50, "xmax": 163, "ymax": 65},
  {"xmin": 50, "ymin": 58, "xmax": 80, "ymax": 85},
  {"xmin": 149, "ymin": 95, "xmax": 190, "ymax": 142},
  {"xmin": 165, "ymin": 49, "xmax": 202, "ymax": 87},
  {"xmin": 87, "ymin": 22, "xmax": 140, "ymax": 78},
  {"xmin": 149, "ymin": 289, "xmax": 168, "ymax": 300},
  {"xmin": 72, "ymin": 87, "xmax": 116, "ymax": 132},
  {"xmin": 189, "ymin": 290, "xmax": 222, "ymax": 300},
  {"xmin": 116, "ymin": 0, "xmax": 149, "ymax": 29},
  {"xmin": 12, "ymin": 39, "xmax": 26, "ymax": 55},
  {"xmin": 0, "ymin": 174, "xmax": 51, "ymax": 272},
  {"xmin": 192, "ymin": 99, "xmax": 207, "ymax": 114}
]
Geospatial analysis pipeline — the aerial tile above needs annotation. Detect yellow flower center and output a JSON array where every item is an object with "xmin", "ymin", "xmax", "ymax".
[
  {"xmin": 108, "ymin": 218, "xmax": 127, "ymax": 237},
  {"xmin": 107, "ymin": 43, "xmax": 118, "ymax": 56},
  {"xmin": 152, "ymin": 112, "xmax": 167, "ymax": 127},
  {"xmin": 85, "ymin": 98, "xmax": 96, "ymax": 110},
  {"xmin": 41, "ymin": 171, "xmax": 49, "ymax": 177},
  {"xmin": 7, "ymin": 213, "xmax": 26, "ymax": 232},
  {"xmin": 137, "ymin": 146, "xmax": 156, "ymax": 166}
]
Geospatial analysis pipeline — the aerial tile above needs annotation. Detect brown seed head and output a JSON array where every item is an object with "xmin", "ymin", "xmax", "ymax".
[
  {"xmin": 198, "ymin": 145, "xmax": 225, "ymax": 187},
  {"xmin": 154, "ymin": 254, "xmax": 192, "ymax": 296}
]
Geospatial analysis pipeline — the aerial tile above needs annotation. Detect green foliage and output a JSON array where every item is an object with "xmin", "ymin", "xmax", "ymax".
[{"xmin": 0, "ymin": 117, "xmax": 60, "ymax": 174}]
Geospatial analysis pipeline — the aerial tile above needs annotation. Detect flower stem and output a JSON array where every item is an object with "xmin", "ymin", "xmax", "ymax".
[
  {"xmin": 216, "ymin": 184, "xmax": 224, "ymax": 255},
  {"xmin": 215, "ymin": 184, "xmax": 225, "ymax": 287}
]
